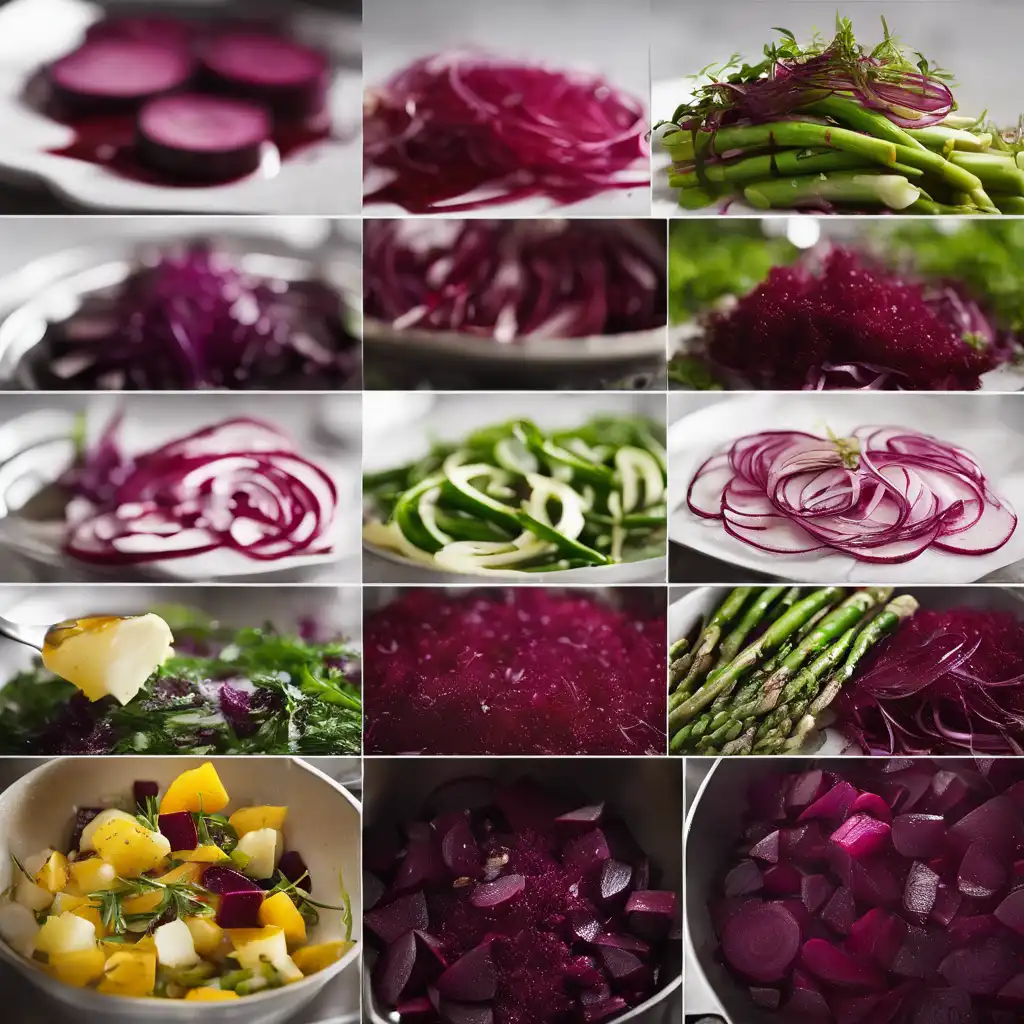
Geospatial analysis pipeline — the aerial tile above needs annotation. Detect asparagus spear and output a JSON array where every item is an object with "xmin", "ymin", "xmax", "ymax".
[
  {"xmin": 669, "ymin": 637, "xmax": 690, "ymax": 661},
  {"xmin": 669, "ymin": 651, "xmax": 695, "ymax": 693},
  {"xmin": 714, "ymin": 587, "xmax": 788, "ymax": 669},
  {"xmin": 799, "ymin": 95, "xmax": 928, "ymax": 152},
  {"xmin": 668, "ymin": 587, "xmax": 844, "ymax": 730},
  {"xmin": 749, "ymin": 588, "xmax": 893, "ymax": 717},
  {"xmin": 744, "ymin": 173, "xmax": 920, "ymax": 212},
  {"xmin": 769, "ymin": 595, "xmax": 920, "ymax": 754}
]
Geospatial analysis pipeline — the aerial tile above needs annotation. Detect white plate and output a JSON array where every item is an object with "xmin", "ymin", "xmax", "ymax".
[
  {"xmin": 668, "ymin": 393, "xmax": 1024, "ymax": 584},
  {"xmin": 0, "ymin": 0, "xmax": 361, "ymax": 213}
]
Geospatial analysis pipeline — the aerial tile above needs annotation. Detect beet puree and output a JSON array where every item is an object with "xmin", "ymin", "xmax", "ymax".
[{"xmin": 363, "ymin": 589, "xmax": 666, "ymax": 755}]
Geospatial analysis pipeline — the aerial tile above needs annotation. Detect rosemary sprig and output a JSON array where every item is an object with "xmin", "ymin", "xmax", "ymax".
[
  {"xmin": 136, "ymin": 795, "xmax": 161, "ymax": 832},
  {"xmin": 267, "ymin": 870, "xmax": 347, "ymax": 928},
  {"xmin": 89, "ymin": 876, "xmax": 215, "ymax": 935}
]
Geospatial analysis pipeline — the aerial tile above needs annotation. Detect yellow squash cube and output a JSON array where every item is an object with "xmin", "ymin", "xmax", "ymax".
[
  {"xmin": 91, "ymin": 819, "xmax": 171, "ymax": 877},
  {"xmin": 34, "ymin": 851, "xmax": 69, "ymax": 894},
  {"xmin": 174, "ymin": 845, "xmax": 228, "ymax": 864},
  {"xmin": 48, "ymin": 947, "xmax": 106, "ymax": 988},
  {"xmin": 35, "ymin": 913, "xmax": 97, "ymax": 955},
  {"xmin": 228, "ymin": 806, "xmax": 288, "ymax": 837},
  {"xmin": 184, "ymin": 916, "xmax": 224, "ymax": 958},
  {"xmin": 258, "ymin": 892, "xmax": 306, "ymax": 947},
  {"xmin": 50, "ymin": 895, "xmax": 107, "ymax": 939},
  {"xmin": 68, "ymin": 857, "xmax": 117, "ymax": 895},
  {"xmin": 159, "ymin": 763, "xmax": 229, "ymax": 815},
  {"xmin": 185, "ymin": 988, "xmax": 240, "ymax": 1002},
  {"xmin": 98, "ymin": 949, "xmax": 157, "ymax": 998},
  {"xmin": 292, "ymin": 940, "xmax": 353, "ymax": 975}
]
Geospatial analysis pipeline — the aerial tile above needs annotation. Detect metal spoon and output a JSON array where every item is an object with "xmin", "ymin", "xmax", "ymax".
[{"xmin": 0, "ymin": 615, "xmax": 47, "ymax": 651}]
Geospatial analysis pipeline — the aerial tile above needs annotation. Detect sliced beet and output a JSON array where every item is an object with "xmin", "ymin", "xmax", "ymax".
[
  {"xmin": 279, "ymin": 850, "xmax": 312, "ymax": 891},
  {"xmin": 409, "ymin": 930, "xmax": 447, "ymax": 992},
  {"xmin": 86, "ymin": 16, "xmax": 196, "ymax": 48},
  {"xmin": 568, "ymin": 907, "xmax": 602, "ymax": 944},
  {"xmin": 133, "ymin": 780, "xmax": 160, "ymax": 808},
  {"xmin": 957, "ymin": 840, "xmax": 1008, "ymax": 899},
  {"xmin": 786, "ymin": 771, "xmax": 828, "ymax": 814},
  {"xmin": 438, "ymin": 1002, "xmax": 494, "ymax": 1024},
  {"xmin": 785, "ymin": 985, "xmax": 831, "ymax": 1021},
  {"xmin": 592, "ymin": 932, "xmax": 650, "ymax": 957},
  {"xmin": 762, "ymin": 863, "xmax": 803, "ymax": 896},
  {"xmin": 597, "ymin": 946, "xmax": 647, "ymax": 988},
  {"xmin": 821, "ymin": 886, "xmax": 855, "ymax": 935},
  {"xmin": 723, "ymin": 859, "xmax": 763, "ymax": 898},
  {"xmin": 948, "ymin": 795, "xmax": 1022, "ymax": 853},
  {"xmin": 440, "ymin": 818, "xmax": 483, "ymax": 880},
  {"xmin": 598, "ymin": 859, "xmax": 633, "ymax": 905},
  {"xmin": 199, "ymin": 32, "xmax": 328, "ymax": 119},
  {"xmin": 366, "ymin": 891, "xmax": 429, "ymax": 945},
  {"xmin": 938, "ymin": 937, "xmax": 1018, "ymax": 995},
  {"xmin": 930, "ymin": 885, "xmax": 962, "ymax": 927},
  {"xmin": 750, "ymin": 830, "xmax": 781, "ymax": 864},
  {"xmin": 904, "ymin": 861, "xmax": 941, "ymax": 923},
  {"xmin": 136, "ymin": 93, "xmax": 270, "ymax": 182},
  {"xmin": 923, "ymin": 770, "xmax": 971, "ymax": 816},
  {"xmin": 216, "ymin": 888, "xmax": 263, "ymax": 928},
  {"xmin": 847, "ymin": 908, "xmax": 905, "ymax": 967},
  {"xmin": 750, "ymin": 986, "xmax": 782, "ymax": 1009},
  {"xmin": 396, "ymin": 997, "xmax": 436, "ymax": 1021},
  {"xmin": 948, "ymin": 914, "xmax": 999, "ymax": 946},
  {"xmin": 562, "ymin": 829, "xmax": 612, "ymax": 876},
  {"xmin": 800, "ymin": 938, "xmax": 885, "ymax": 990},
  {"xmin": 849, "ymin": 791, "xmax": 892, "ymax": 824},
  {"xmin": 801, "ymin": 874, "xmax": 833, "ymax": 915},
  {"xmin": 851, "ymin": 857, "xmax": 902, "ymax": 908},
  {"xmin": 830, "ymin": 814, "xmax": 891, "ymax": 859},
  {"xmin": 910, "ymin": 986, "xmax": 975, "ymax": 1024},
  {"xmin": 891, "ymin": 814, "xmax": 947, "ymax": 859},
  {"xmin": 624, "ymin": 890, "xmax": 677, "ymax": 941},
  {"xmin": 202, "ymin": 865, "xmax": 262, "ymax": 894},
  {"xmin": 995, "ymin": 888, "xmax": 1024, "ymax": 934},
  {"xmin": 998, "ymin": 972, "xmax": 1024, "ymax": 1003},
  {"xmin": 710, "ymin": 896, "xmax": 757, "ymax": 938},
  {"xmin": 798, "ymin": 782, "xmax": 857, "ymax": 823},
  {"xmin": 554, "ymin": 803, "xmax": 605, "ymax": 837},
  {"xmin": 375, "ymin": 931, "xmax": 418, "ymax": 1007},
  {"xmin": 423, "ymin": 776, "xmax": 496, "ymax": 818},
  {"xmin": 395, "ymin": 831, "xmax": 448, "ymax": 892},
  {"xmin": 159, "ymin": 811, "xmax": 198, "ymax": 851},
  {"xmin": 470, "ymin": 874, "xmax": 525, "ymax": 908},
  {"xmin": 784, "ymin": 823, "xmax": 829, "ymax": 865},
  {"xmin": 435, "ymin": 941, "xmax": 496, "ymax": 1002},
  {"xmin": 49, "ymin": 39, "xmax": 194, "ymax": 114},
  {"xmin": 892, "ymin": 925, "xmax": 950, "ymax": 979},
  {"xmin": 833, "ymin": 991, "xmax": 905, "ymax": 1024},
  {"xmin": 720, "ymin": 902, "xmax": 801, "ymax": 983},
  {"xmin": 578, "ymin": 981, "xmax": 612, "ymax": 1006}
]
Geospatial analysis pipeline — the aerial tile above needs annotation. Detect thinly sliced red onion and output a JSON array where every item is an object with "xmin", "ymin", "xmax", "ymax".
[
  {"xmin": 364, "ymin": 52, "xmax": 649, "ymax": 213},
  {"xmin": 62, "ymin": 416, "xmax": 337, "ymax": 565},
  {"xmin": 687, "ymin": 427, "xmax": 1016, "ymax": 564}
]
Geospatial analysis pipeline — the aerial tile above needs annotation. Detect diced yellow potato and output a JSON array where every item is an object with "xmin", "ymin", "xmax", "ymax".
[
  {"xmin": 14, "ymin": 874, "xmax": 53, "ymax": 913},
  {"xmin": 228, "ymin": 806, "xmax": 288, "ymax": 837},
  {"xmin": 48, "ymin": 947, "xmax": 106, "ymax": 988},
  {"xmin": 68, "ymin": 857, "xmax": 117, "ymax": 894},
  {"xmin": 91, "ymin": 819, "xmax": 171, "ymax": 877},
  {"xmin": 0, "ymin": 902, "xmax": 39, "ymax": 957},
  {"xmin": 236, "ymin": 828, "xmax": 278, "ymax": 879},
  {"xmin": 80, "ymin": 809, "xmax": 138, "ymax": 852},
  {"xmin": 184, "ymin": 916, "xmax": 223, "ymax": 958},
  {"xmin": 174, "ymin": 845, "xmax": 228, "ymax": 864},
  {"xmin": 98, "ymin": 949, "xmax": 156, "ymax": 998},
  {"xmin": 258, "ymin": 892, "xmax": 306, "ymax": 947},
  {"xmin": 34, "ymin": 851, "xmax": 69, "ymax": 894},
  {"xmin": 51, "ymin": 895, "xmax": 106, "ymax": 938},
  {"xmin": 41, "ymin": 613, "xmax": 173, "ymax": 705},
  {"xmin": 154, "ymin": 919, "xmax": 200, "ymax": 968},
  {"xmin": 291, "ymin": 940, "xmax": 353, "ymax": 975},
  {"xmin": 185, "ymin": 988, "xmax": 240, "ymax": 1002},
  {"xmin": 159, "ymin": 763, "xmax": 229, "ymax": 816},
  {"xmin": 274, "ymin": 954, "xmax": 303, "ymax": 984},
  {"xmin": 228, "ymin": 925, "xmax": 286, "ymax": 961},
  {"xmin": 35, "ymin": 912, "xmax": 97, "ymax": 955}
]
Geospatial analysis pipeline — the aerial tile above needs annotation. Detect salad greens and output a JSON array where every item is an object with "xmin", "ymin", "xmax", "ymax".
[
  {"xmin": 0, "ymin": 606, "xmax": 361, "ymax": 756},
  {"xmin": 363, "ymin": 415, "xmax": 667, "ymax": 574},
  {"xmin": 660, "ymin": 16, "xmax": 1024, "ymax": 214}
]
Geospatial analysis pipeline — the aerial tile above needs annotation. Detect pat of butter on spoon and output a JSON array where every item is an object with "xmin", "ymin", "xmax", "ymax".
[{"xmin": 0, "ymin": 613, "xmax": 174, "ymax": 704}]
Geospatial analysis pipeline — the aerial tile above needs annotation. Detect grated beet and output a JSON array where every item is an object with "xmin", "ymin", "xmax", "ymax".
[
  {"xmin": 700, "ymin": 247, "xmax": 1010, "ymax": 391},
  {"xmin": 364, "ymin": 589, "xmax": 666, "ymax": 755}
]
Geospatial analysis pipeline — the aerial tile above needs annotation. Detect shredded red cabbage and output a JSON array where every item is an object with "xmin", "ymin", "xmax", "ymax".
[
  {"xmin": 687, "ymin": 425, "xmax": 1017, "ymax": 564},
  {"xmin": 27, "ymin": 242, "xmax": 359, "ymax": 390},
  {"xmin": 836, "ymin": 608, "xmax": 1024, "ymax": 755},
  {"xmin": 363, "ymin": 219, "xmax": 666, "ymax": 342},
  {"xmin": 363, "ymin": 52, "xmax": 649, "ymax": 212},
  {"xmin": 62, "ymin": 416, "xmax": 337, "ymax": 566},
  {"xmin": 700, "ymin": 248, "xmax": 1011, "ymax": 391}
]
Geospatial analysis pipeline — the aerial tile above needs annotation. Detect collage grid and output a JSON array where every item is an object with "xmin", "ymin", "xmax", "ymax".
[{"xmin": 0, "ymin": 2, "xmax": 1020, "ymax": 1024}]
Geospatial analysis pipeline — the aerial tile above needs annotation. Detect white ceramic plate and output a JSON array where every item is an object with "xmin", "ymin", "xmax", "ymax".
[
  {"xmin": 668, "ymin": 393, "xmax": 1024, "ymax": 584},
  {"xmin": 0, "ymin": 0, "xmax": 361, "ymax": 213}
]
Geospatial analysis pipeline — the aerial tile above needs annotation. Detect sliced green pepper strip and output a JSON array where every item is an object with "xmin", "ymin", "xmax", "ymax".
[
  {"xmin": 433, "ymin": 508, "xmax": 513, "ymax": 542},
  {"xmin": 443, "ymin": 463, "xmax": 522, "ymax": 533},
  {"xmin": 516, "ymin": 511, "xmax": 609, "ymax": 565},
  {"xmin": 514, "ymin": 421, "xmax": 615, "ymax": 485},
  {"xmin": 391, "ymin": 472, "xmax": 448, "ymax": 553},
  {"xmin": 615, "ymin": 446, "xmax": 666, "ymax": 513}
]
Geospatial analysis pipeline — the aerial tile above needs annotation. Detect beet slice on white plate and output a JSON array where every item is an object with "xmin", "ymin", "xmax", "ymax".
[
  {"xmin": 48, "ymin": 39, "xmax": 194, "ymax": 114},
  {"xmin": 199, "ymin": 32, "xmax": 329, "ymax": 119},
  {"xmin": 136, "ymin": 93, "xmax": 271, "ymax": 182}
]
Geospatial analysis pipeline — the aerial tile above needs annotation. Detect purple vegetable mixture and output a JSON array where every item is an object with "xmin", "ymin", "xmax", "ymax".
[
  {"xmin": 713, "ymin": 761, "xmax": 1024, "ymax": 1022},
  {"xmin": 366, "ymin": 776, "xmax": 679, "ymax": 1024}
]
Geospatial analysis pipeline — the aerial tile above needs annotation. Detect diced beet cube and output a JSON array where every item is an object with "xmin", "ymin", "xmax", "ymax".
[
  {"xmin": 562, "ymin": 829, "xmax": 611, "ymax": 876},
  {"xmin": 891, "ymin": 814, "xmax": 946, "ymax": 859},
  {"xmin": 216, "ymin": 889, "xmax": 264, "ymax": 928},
  {"xmin": 436, "ymin": 940, "xmax": 496, "ymax": 1002},
  {"xmin": 366, "ymin": 891, "xmax": 429, "ymax": 945},
  {"xmin": 723, "ymin": 859, "xmax": 762, "ymax": 897},
  {"xmin": 133, "ymin": 780, "xmax": 159, "ymax": 809},
  {"xmin": 597, "ymin": 859, "xmax": 632, "ymax": 905},
  {"xmin": 69, "ymin": 807, "xmax": 103, "ymax": 851},
  {"xmin": 821, "ymin": 887, "xmax": 855, "ymax": 935},
  {"xmin": 798, "ymin": 782, "xmax": 857, "ymax": 824},
  {"xmin": 938, "ymin": 937, "xmax": 1017, "ymax": 995},
  {"xmin": 847, "ymin": 908, "xmax": 905, "ymax": 967},
  {"xmin": 831, "ymin": 815, "xmax": 891, "ymax": 859},
  {"xmin": 849, "ymin": 792, "xmax": 891, "ymax": 824},
  {"xmin": 624, "ymin": 890, "xmax": 677, "ymax": 941},
  {"xmin": 278, "ymin": 850, "xmax": 311, "ymax": 891},
  {"xmin": 904, "ymin": 862, "xmax": 941, "ymax": 923},
  {"xmin": 957, "ymin": 839, "xmax": 1008, "ymax": 899},
  {"xmin": 762, "ymin": 863, "xmax": 802, "ymax": 896},
  {"xmin": 554, "ymin": 803, "xmax": 605, "ymax": 837},
  {"xmin": 374, "ymin": 931, "xmax": 418, "ymax": 1007},
  {"xmin": 749, "ymin": 830, "xmax": 780, "ymax": 864},
  {"xmin": 786, "ymin": 771, "xmax": 828, "ymax": 815},
  {"xmin": 799, "ymin": 938, "xmax": 885, "ymax": 990},
  {"xmin": 159, "ymin": 811, "xmax": 198, "ymax": 851}
]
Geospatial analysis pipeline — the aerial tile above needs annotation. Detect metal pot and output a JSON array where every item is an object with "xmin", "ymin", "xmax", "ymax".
[{"xmin": 362, "ymin": 757, "xmax": 684, "ymax": 1024}]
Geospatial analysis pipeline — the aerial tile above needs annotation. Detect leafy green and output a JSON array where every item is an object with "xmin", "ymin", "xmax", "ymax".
[{"xmin": 90, "ymin": 876, "xmax": 214, "ymax": 935}]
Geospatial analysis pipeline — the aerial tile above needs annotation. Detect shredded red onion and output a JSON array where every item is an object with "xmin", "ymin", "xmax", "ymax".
[
  {"xmin": 62, "ymin": 416, "xmax": 337, "ymax": 565},
  {"xmin": 836, "ymin": 609, "xmax": 1024, "ymax": 755},
  {"xmin": 363, "ymin": 219, "xmax": 665, "ymax": 342},
  {"xmin": 363, "ymin": 52, "xmax": 649, "ymax": 212},
  {"xmin": 687, "ymin": 426, "xmax": 1017, "ymax": 564}
]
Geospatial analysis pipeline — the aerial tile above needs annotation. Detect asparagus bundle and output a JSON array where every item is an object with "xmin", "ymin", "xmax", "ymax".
[
  {"xmin": 660, "ymin": 17, "xmax": 1024, "ymax": 215},
  {"xmin": 668, "ymin": 587, "xmax": 919, "ymax": 755}
]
